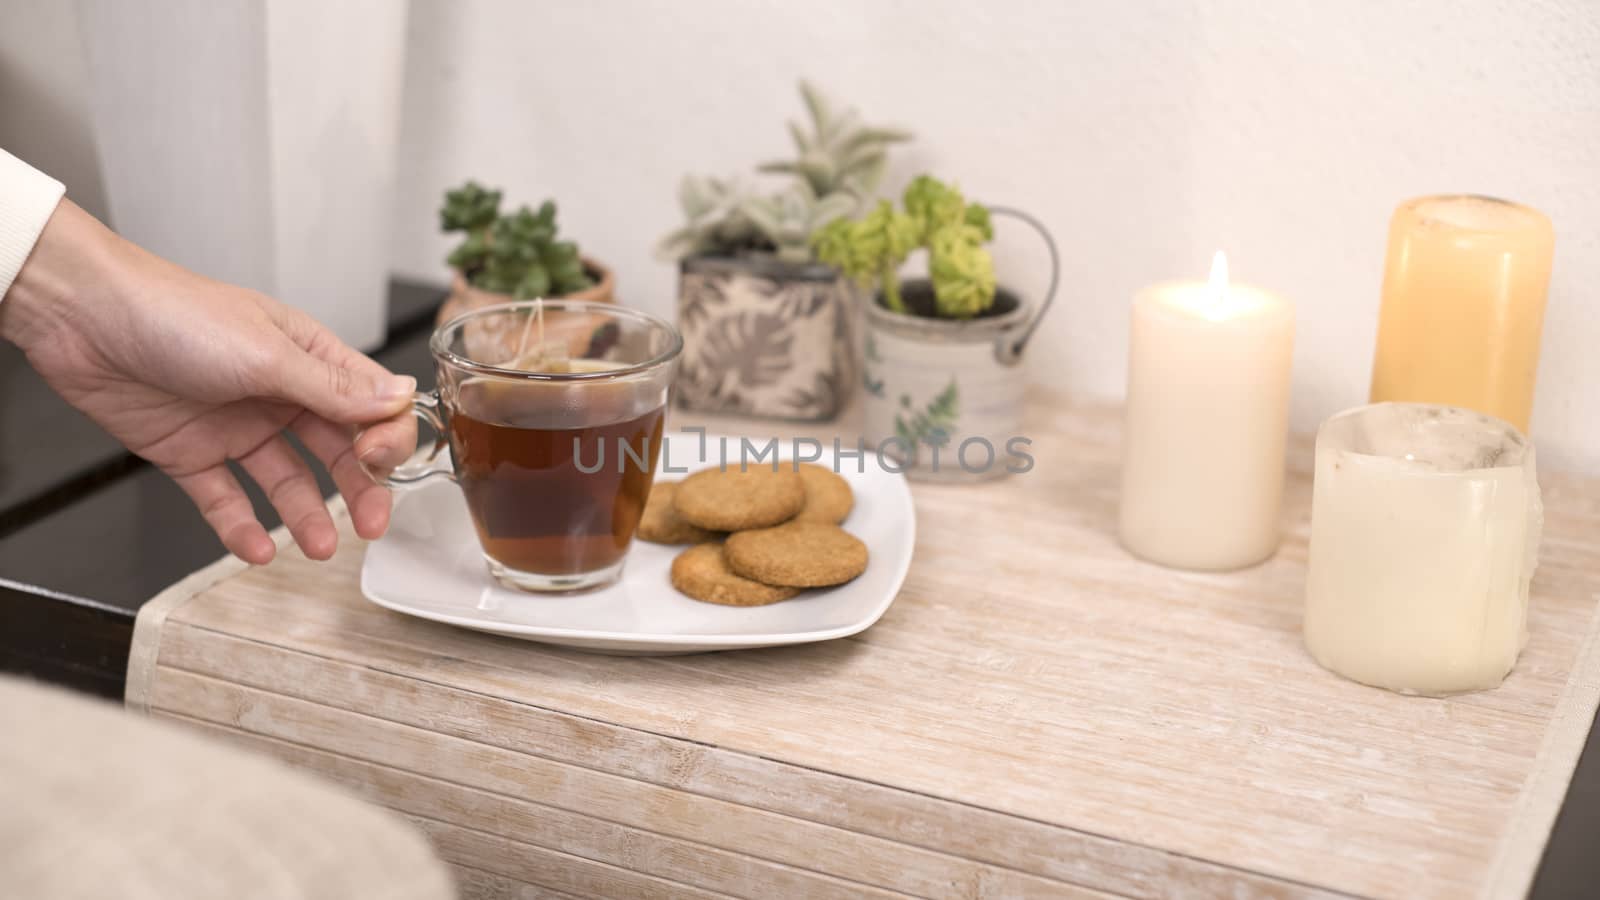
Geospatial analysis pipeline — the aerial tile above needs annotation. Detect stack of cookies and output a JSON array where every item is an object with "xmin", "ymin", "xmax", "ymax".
[{"xmin": 639, "ymin": 464, "xmax": 869, "ymax": 606}]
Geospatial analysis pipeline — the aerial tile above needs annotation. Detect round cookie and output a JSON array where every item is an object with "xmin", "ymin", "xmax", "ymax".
[
  {"xmin": 672, "ymin": 467, "xmax": 805, "ymax": 531},
  {"xmin": 793, "ymin": 463, "xmax": 854, "ymax": 524},
  {"xmin": 670, "ymin": 543, "xmax": 801, "ymax": 607},
  {"xmin": 637, "ymin": 481, "xmax": 720, "ymax": 545},
  {"xmin": 724, "ymin": 521, "xmax": 868, "ymax": 588}
]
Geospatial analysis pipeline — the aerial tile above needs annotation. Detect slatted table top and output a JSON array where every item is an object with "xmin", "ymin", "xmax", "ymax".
[{"xmin": 127, "ymin": 395, "xmax": 1600, "ymax": 899}]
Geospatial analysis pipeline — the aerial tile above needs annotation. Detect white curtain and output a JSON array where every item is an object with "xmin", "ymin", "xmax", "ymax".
[{"xmin": 77, "ymin": 0, "xmax": 410, "ymax": 350}]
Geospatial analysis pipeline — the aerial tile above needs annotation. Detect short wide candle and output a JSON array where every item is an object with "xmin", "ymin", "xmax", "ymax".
[
  {"xmin": 1303, "ymin": 403, "xmax": 1542, "ymax": 695},
  {"xmin": 1120, "ymin": 253, "xmax": 1294, "ymax": 570}
]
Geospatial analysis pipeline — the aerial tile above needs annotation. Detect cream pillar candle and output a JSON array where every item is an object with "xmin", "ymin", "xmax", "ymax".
[
  {"xmin": 1303, "ymin": 403, "xmax": 1542, "ymax": 695},
  {"xmin": 1120, "ymin": 252, "xmax": 1295, "ymax": 570}
]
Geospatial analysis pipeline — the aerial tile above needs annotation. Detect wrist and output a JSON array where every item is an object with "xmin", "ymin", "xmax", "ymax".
[{"xmin": 0, "ymin": 201, "xmax": 126, "ymax": 351}]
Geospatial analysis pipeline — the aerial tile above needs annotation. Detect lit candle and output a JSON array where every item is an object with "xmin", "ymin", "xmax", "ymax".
[
  {"xmin": 1303, "ymin": 403, "xmax": 1541, "ymax": 695},
  {"xmin": 1370, "ymin": 195, "xmax": 1554, "ymax": 433},
  {"xmin": 1120, "ymin": 252, "xmax": 1295, "ymax": 570}
]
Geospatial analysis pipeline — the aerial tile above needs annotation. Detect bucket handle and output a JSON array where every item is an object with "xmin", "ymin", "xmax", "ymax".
[{"xmin": 985, "ymin": 205, "xmax": 1059, "ymax": 365}]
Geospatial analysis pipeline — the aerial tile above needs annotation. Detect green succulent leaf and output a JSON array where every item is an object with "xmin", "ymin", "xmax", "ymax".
[
  {"xmin": 799, "ymin": 81, "xmax": 831, "ymax": 141},
  {"xmin": 446, "ymin": 232, "xmax": 489, "ymax": 271},
  {"xmin": 787, "ymin": 120, "xmax": 812, "ymax": 155},
  {"xmin": 440, "ymin": 182, "xmax": 589, "ymax": 295},
  {"xmin": 810, "ymin": 192, "xmax": 859, "ymax": 230},
  {"xmin": 903, "ymin": 175, "xmax": 969, "ymax": 243},
  {"xmin": 514, "ymin": 265, "xmax": 551, "ymax": 300},
  {"xmin": 928, "ymin": 224, "xmax": 997, "ymax": 318},
  {"xmin": 439, "ymin": 180, "xmax": 501, "ymax": 233},
  {"xmin": 660, "ymin": 81, "xmax": 912, "ymax": 261},
  {"xmin": 964, "ymin": 203, "xmax": 994, "ymax": 242}
]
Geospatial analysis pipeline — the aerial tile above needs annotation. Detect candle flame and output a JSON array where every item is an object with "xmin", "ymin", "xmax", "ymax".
[{"xmin": 1208, "ymin": 250, "xmax": 1229, "ymax": 302}]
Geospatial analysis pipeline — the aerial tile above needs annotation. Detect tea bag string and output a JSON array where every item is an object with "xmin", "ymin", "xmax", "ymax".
[{"xmin": 506, "ymin": 298, "xmax": 546, "ymax": 369}]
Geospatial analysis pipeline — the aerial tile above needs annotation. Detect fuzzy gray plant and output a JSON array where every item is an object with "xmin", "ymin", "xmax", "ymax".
[{"xmin": 657, "ymin": 81, "xmax": 911, "ymax": 264}]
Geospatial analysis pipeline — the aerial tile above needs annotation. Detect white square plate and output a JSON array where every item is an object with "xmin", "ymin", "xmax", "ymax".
[{"xmin": 361, "ymin": 432, "xmax": 916, "ymax": 653}]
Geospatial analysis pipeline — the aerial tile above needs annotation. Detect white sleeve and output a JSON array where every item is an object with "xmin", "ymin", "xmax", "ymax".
[{"xmin": 0, "ymin": 149, "xmax": 67, "ymax": 303}]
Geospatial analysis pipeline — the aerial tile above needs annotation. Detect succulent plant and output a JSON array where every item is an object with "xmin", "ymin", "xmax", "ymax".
[
  {"xmin": 812, "ymin": 199, "xmax": 919, "ymax": 309},
  {"xmin": 759, "ymin": 81, "xmax": 912, "ymax": 203},
  {"xmin": 812, "ymin": 175, "xmax": 997, "ymax": 319},
  {"xmin": 442, "ymin": 181, "xmax": 593, "ymax": 299},
  {"xmin": 927, "ymin": 222, "xmax": 996, "ymax": 318},
  {"xmin": 655, "ymin": 176, "xmax": 763, "ymax": 261},
  {"xmin": 657, "ymin": 82, "xmax": 911, "ymax": 264},
  {"xmin": 739, "ymin": 183, "xmax": 860, "ymax": 265}
]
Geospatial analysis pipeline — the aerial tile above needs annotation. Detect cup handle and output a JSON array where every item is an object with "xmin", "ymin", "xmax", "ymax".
[
  {"xmin": 985, "ymin": 205, "xmax": 1060, "ymax": 366},
  {"xmin": 359, "ymin": 391, "xmax": 453, "ymax": 490}
]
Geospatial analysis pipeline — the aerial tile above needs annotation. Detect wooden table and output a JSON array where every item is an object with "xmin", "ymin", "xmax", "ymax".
[{"xmin": 124, "ymin": 396, "xmax": 1600, "ymax": 899}]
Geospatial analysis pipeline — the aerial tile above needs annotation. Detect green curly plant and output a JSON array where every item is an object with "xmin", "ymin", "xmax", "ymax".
[
  {"xmin": 812, "ymin": 175, "xmax": 997, "ymax": 319},
  {"xmin": 442, "ymin": 181, "xmax": 593, "ymax": 299}
]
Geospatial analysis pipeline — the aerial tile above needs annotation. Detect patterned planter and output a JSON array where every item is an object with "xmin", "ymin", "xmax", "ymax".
[{"xmin": 674, "ymin": 255, "xmax": 859, "ymax": 421}]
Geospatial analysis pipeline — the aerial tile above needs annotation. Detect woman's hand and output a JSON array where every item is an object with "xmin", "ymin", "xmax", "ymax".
[{"xmin": 0, "ymin": 200, "xmax": 419, "ymax": 564}]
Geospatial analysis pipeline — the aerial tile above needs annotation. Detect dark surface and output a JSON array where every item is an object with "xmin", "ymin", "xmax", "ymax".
[
  {"xmin": 0, "ymin": 278, "xmax": 1595, "ymax": 895},
  {"xmin": 0, "ymin": 341, "xmax": 131, "ymax": 528}
]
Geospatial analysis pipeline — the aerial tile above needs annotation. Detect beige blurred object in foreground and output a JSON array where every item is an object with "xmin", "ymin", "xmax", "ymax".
[{"xmin": 0, "ymin": 675, "xmax": 454, "ymax": 900}]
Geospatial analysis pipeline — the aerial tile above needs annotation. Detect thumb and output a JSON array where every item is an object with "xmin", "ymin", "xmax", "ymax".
[{"xmin": 268, "ymin": 348, "xmax": 416, "ymax": 424}]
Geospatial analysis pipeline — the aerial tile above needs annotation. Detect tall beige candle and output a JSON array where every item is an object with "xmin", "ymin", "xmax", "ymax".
[
  {"xmin": 1370, "ymin": 195, "xmax": 1554, "ymax": 433},
  {"xmin": 1120, "ymin": 253, "xmax": 1295, "ymax": 570}
]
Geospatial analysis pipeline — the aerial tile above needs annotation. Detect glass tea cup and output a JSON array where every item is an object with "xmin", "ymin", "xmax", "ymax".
[{"xmin": 366, "ymin": 300, "xmax": 681, "ymax": 593}]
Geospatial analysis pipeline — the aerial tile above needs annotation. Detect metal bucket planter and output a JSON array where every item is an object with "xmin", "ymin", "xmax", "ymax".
[
  {"xmin": 674, "ymin": 255, "xmax": 858, "ymax": 421},
  {"xmin": 862, "ymin": 208, "xmax": 1058, "ymax": 483}
]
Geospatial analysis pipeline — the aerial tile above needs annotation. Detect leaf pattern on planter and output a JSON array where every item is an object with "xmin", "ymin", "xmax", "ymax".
[
  {"xmin": 775, "ymin": 284, "xmax": 831, "ymax": 320},
  {"xmin": 675, "ymin": 264, "xmax": 857, "ymax": 420},
  {"xmin": 679, "ymin": 273, "xmax": 731, "ymax": 332},
  {"xmin": 782, "ymin": 371, "xmax": 842, "ymax": 414},
  {"xmin": 894, "ymin": 378, "xmax": 960, "ymax": 449},
  {"xmin": 701, "ymin": 311, "xmax": 793, "ymax": 390}
]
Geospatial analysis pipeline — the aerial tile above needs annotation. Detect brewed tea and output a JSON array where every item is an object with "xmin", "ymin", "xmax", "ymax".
[{"xmin": 449, "ymin": 369, "xmax": 665, "ymax": 578}]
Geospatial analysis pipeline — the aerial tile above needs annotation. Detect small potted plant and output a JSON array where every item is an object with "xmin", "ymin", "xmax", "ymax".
[
  {"xmin": 814, "ymin": 175, "xmax": 1057, "ymax": 482},
  {"xmin": 657, "ymin": 82, "xmax": 910, "ymax": 421},
  {"xmin": 436, "ymin": 181, "xmax": 615, "ymax": 325}
]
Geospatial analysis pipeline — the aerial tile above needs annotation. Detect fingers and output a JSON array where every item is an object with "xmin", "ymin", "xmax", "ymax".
[
  {"xmin": 353, "ymin": 412, "xmax": 419, "ymax": 476},
  {"xmin": 266, "ymin": 343, "xmax": 416, "ymax": 426},
  {"xmin": 171, "ymin": 466, "xmax": 276, "ymax": 565},
  {"xmin": 238, "ymin": 435, "xmax": 338, "ymax": 561},
  {"xmin": 291, "ymin": 413, "xmax": 394, "ymax": 541}
]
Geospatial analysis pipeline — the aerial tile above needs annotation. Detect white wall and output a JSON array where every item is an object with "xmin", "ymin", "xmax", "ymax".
[
  {"xmin": 76, "ymin": 0, "xmax": 408, "ymax": 350},
  {"xmin": 3, "ymin": 0, "xmax": 406, "ymax": 350},
  {"xmin": 390, "ymin": 0, "xmax": 1600, "ymax": 474},
  {"xmin": 0, "ymin": 0, "xmax": 109, "ymax": 221}
]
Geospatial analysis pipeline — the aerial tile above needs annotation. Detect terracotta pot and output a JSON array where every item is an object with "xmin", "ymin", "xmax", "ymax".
[{"xmin": 436, "ymin": 256, "xmax": 616, "ymax": 326}]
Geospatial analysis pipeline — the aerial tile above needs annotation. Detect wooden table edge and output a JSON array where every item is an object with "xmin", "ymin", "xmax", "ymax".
[{"xmin": 1487, "ymin": 599, "xmax": 1600, "ymax": 899}]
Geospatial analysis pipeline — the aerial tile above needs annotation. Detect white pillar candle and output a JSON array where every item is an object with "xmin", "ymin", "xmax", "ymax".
[
  {"xmin": 1119, "ymin": 252, "xmax": 1295, "ymax": 570},
  {"xmin": 1303, "ymin": 403, "xmax": 1542, "ymax": 695}
]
